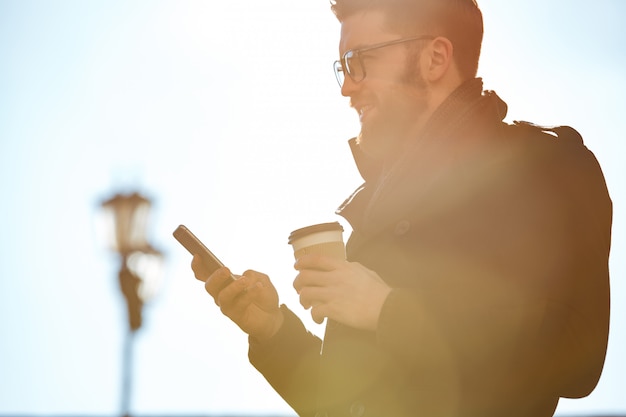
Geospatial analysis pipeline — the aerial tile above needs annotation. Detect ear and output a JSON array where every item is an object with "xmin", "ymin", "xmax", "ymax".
[{"xmin": 424, "ymin": 36, "xmax": 454, "ymax": 82}]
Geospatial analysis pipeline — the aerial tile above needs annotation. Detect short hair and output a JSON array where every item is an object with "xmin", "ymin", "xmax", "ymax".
[{"xmin": 330, "ymin": 0, "xmax": 484, "ymax": 80}]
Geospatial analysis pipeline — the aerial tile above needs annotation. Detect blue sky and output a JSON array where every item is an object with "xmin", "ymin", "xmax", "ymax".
[{"xmin": 1, "ymin": 1, "xmax": 624, "ymax": 415}]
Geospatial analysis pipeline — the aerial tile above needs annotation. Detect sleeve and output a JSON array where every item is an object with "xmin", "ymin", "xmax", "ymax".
[
  {"xmin": 375, "ymin": 133, "xmax": 611, "ymax": 400},
  {"xmin": 248, "ymin": 304, "xmax": 323, "ymax": 417}
]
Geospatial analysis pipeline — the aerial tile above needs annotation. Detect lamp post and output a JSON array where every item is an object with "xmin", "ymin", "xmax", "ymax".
[{"xmin": 101, "ymin": 191, "xmax": 163, "ymax": 417}]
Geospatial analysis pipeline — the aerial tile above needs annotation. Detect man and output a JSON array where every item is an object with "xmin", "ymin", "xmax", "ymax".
[{"xmin": 192, "ymin": 0, "xmax": 612, "ymax": 416}]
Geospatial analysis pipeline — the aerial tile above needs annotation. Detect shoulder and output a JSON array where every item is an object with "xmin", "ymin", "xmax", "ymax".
[
  {"xmin": 510, "ymin": 120, "xmax": 583, "ymax": 144},
  {"xmin": 495, "ymin": 120, "xmax": 601, "ymax": 178},
  {"xmin": 495, "ymin": 120, "xmax": 611, "ymax": 220},
  {"xmin": 501, "ymin": 120, "xmax": 585, "ymax": 161}
]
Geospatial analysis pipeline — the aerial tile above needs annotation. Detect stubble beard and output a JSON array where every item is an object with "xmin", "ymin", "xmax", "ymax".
[{"xmin": 357, "ymin": 66, "xmax": 429, "ymax": 162}]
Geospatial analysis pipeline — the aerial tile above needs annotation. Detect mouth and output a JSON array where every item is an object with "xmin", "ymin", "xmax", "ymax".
[{"xmin": 355, "ymin": 104, "xmax": 374, "ymax": 122}]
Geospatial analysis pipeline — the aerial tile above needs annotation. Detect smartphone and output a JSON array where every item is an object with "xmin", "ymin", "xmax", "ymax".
[{"xmin": 173, "ymin": 224, "xmax": 236, "ymax": 288}]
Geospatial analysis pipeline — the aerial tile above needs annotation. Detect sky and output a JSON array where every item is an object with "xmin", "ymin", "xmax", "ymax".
[{"xmin": 0, "ymin": 0, "xmax": 624, "ymax": 416}]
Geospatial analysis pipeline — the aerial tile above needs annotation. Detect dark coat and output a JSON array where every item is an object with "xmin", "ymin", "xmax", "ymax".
[{"xmin": 249, "ymin": 79, "xmax": 612, "ymax": 417}]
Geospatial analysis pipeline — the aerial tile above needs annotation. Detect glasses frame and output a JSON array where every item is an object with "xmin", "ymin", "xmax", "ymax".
[{"xmin": 333, "ymin": 35, "xmax": 435, "ymax": 87}]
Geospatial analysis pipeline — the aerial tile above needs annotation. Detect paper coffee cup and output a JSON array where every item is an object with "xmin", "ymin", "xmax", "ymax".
[{"xmin": 288, "ymin": 222, "xmax": 346, "ymax": 260}]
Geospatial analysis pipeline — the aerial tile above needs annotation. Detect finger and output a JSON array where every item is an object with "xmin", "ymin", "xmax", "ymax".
[
  {"xmin": 205, "ymin": 267, "xmax": 235, "ymax": 300},
  {"xmin": 243, "ymin": 271, "xmax": 274, "ymax": 298},
  {"xmin": 311, "ymin": 305, "xmax": 327, "ymax": 324},
  {"xmin": 216, "ymin": 270, "xmax": 265, "ymax": 307},
  {"xmin": 242, "ymin": 269, "xmax": 269, "ymax": 284},
  {"xmin": 215, "ymin": 273, "xmax": 255, "ymax": 307},
  {"xmin": 218, "ymin": 275, "xmax": 270, "ymax": 320},
  {"xmin": 299, "ymin": 286, "xmax": 329, "ymax": 310},
  {"xmin": 219, "ymin": 279, "xmax": 250, "ymax": 315},
  {"xmin": 294, "ymin": 254, "xmax": 344, "ymax": 272},
  {"xmin": 192, "ymin": 255, "xmax": 212, "ymax": 281},
  {"xmin": 293, "ymin": 269, "xmax": 333, "ymax": 293}
]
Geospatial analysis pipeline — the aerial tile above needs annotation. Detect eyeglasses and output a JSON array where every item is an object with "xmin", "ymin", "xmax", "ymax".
[{"xmin": 333, "ymin": 35, "xmax": 434, "ymax": 87}]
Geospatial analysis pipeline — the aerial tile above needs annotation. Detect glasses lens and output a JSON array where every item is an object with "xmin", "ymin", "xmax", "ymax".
[
  {"xmin": 344, "ymin": 51, "xmax": 364, "ymax": 83},
  {"xmin": 333, "ymin": 60, "xmax": 345, "ymax": 87}
]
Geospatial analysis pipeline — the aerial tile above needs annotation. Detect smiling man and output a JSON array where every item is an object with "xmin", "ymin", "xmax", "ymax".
[
  {"xmin": 191, "ymin": 1, "xmax": 612, "ymax": 416},
  {"xmin": 334, "ymin": 0, "xmax": 480, "ymax": 162}
]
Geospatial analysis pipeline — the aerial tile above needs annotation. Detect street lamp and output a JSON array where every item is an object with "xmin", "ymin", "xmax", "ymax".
[{"xmin": 101, "ymin": 191, "xmax": 163, "ymax": 417}]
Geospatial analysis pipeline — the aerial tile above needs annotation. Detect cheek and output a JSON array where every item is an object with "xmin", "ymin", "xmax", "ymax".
[
  {"xmin": 400, "ymin": 85, "xmax": 430, "ymax": 113},
  {"xmin": 384, "ymin": 88, "xmax": 426, "ymax": 116}
]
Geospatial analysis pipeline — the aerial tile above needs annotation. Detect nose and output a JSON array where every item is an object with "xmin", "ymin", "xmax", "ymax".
[{"xmin": 340, "ymin": 74, "xmax": 359, "ymax": 98}]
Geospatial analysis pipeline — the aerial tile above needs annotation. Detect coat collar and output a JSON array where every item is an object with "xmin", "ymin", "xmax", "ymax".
[
  {"xmin": 337, "ymin": 78, "xmax": 509, "ymax": 234},
  {"xmin": 348, "ymin": 78, "xmax": 507, "ymax": 182}
]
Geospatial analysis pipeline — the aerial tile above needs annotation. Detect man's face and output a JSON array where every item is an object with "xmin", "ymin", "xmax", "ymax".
[{"xmin": 339, "ymin": 11, "xmax": 431, "ymax": 161}]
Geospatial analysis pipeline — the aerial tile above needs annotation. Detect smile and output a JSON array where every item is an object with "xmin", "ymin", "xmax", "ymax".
[{"xmin": 358, "ymin": 105, "xmax": 374, "ymax": 121}]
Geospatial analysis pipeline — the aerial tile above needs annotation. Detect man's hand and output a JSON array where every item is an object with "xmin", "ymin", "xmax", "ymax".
[
  {"xmin": 192, "ymin": 256, "xmax": 284, "ymax": 342},
  {"xmin": 293, "ymin": 255, "xmax": 391, "ymax": 330}
]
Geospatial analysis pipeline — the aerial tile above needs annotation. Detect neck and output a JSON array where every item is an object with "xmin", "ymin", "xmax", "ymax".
[
  {"xmin": 382, "ymin": 78, "xmax": 468, "ymax": 158},
  {"xmin": 419, "ymin": 78, "xmax": 484, "ymax": 139}
]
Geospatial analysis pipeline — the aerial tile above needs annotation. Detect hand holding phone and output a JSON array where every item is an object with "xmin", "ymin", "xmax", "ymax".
[
  {"xmin": 173, "ymin": 224, "xmax": 236, "ymax": 289},
  {"xmin": 174, "ymin": 225, "xmax": 284, "ymax": 340}
]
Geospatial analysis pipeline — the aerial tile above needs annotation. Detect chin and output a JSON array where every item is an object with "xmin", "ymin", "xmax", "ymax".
[
  {"xmin": 357, "ymin": 130, "xmax": 391, "ymax": 161},
  {"xmin": 357, "ymin": 122, "xmax": 404, "ymax": 161}
]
